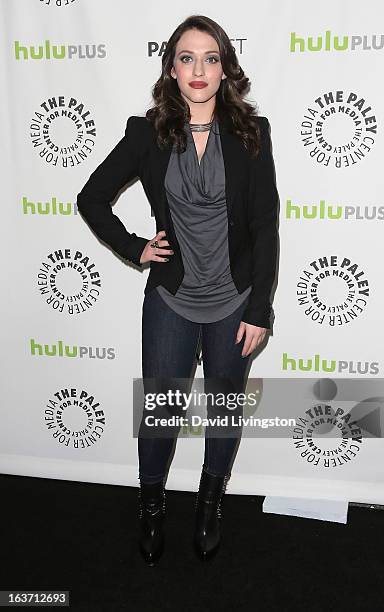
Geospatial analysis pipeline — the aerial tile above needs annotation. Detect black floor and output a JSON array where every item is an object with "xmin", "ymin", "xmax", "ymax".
[{"xmin": 1, "ymin": 473, "xmax": 383, "ymax": 611}]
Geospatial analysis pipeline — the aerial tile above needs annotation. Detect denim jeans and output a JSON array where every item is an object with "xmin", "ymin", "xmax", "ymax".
[{"xmin": 138, "ymin": 287, "xmax": 252, "ymax": 484}]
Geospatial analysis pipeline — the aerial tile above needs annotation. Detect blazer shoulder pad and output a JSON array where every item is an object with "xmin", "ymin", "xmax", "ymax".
[
  {"xmin": 127, "ymin": 115, "xmax": 152, "ymax": 129},
  {"xmin": 255, "ymin": 115, "xmax": 270, "ymax": 130}
]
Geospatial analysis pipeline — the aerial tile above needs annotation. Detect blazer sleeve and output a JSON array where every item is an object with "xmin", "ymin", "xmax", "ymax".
[
  {"xmin": 241, "ymin": 117, "xmax": 279, "ymax": 329},
  {"xmin": 76, "ymin": 116, "xmax": 149, "ymax": 267}
]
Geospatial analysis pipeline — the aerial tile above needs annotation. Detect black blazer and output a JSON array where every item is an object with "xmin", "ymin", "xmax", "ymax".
[{"xmin": 76, "ymin": 114, "xmax": 279, "ymax": 329}]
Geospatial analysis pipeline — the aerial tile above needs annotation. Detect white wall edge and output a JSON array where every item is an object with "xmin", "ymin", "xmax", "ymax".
[{"xmin": 1, "ymin": 454, "xmax": 383, "ymax": 505}]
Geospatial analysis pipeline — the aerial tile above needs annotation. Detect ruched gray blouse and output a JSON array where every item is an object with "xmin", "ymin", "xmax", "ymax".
[{"xmin": 156, "ymin": 117, "xmax": 251, "ymax": 323}]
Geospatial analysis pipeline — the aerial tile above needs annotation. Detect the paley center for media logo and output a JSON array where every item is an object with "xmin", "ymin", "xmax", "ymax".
[
  {"xmin": 30, "ymin": 96, "xmax": 97, "ymax": 167},
  {"xmin": 37, "ymin": 248, "xmax": 102, "ymax": 315},
  {"xmin": 44, "ymin": 387, "xmax": 106, "ymax": 449},
  {"xmin": 300, "ymin": 90, "xmax": 377, "ymax": 168},
  {"xmin": 39, "ymin": 0, "xmax": 77, "ymax": 7},
  {"xmin": 296, "ymin": 254, "xmax": 370, "ymax": 327}
]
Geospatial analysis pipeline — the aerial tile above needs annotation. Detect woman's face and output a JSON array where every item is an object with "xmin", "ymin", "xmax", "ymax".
[{"xmin": 171, "ymin": 28, "xmax": 226, "ymax": 110}]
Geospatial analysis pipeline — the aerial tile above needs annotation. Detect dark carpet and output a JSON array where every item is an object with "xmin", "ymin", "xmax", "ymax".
[{"xmin": 1, "ymin": 473, "xmax": 383, "ymax": 611}]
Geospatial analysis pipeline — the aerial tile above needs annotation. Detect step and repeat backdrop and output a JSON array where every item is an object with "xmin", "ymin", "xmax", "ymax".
[{"xmin": 1, "ymin": 0, "xmax": 384, "ymax": 503}]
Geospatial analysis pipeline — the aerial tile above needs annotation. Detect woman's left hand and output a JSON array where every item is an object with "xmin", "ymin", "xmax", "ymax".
[{"xmin": 236, "ymin": 322, "xmax": 268, "ymax": 357}]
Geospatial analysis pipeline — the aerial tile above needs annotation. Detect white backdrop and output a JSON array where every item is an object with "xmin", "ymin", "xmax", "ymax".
[{"xmin": 1, "ymin": 0, "xmax": 384, "ymax": 503}]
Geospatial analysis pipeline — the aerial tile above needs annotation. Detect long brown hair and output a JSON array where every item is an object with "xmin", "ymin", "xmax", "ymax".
[{"xmin": 145, "ymin": 15, "xmax": 261, "ymax": 158}]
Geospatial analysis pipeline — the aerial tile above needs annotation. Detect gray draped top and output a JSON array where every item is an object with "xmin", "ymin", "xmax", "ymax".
[{"xmin": 156, "ymin": 117, "xmax": 251, "ymax": 323}]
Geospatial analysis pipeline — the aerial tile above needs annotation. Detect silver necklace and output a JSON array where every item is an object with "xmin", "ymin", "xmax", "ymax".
[{"xmin": 189, "ymin": 120, "xmax": 213, "ymax": 132}]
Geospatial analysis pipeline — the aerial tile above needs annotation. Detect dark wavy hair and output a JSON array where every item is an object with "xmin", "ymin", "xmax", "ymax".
[{"xmin": 145, "ymin": 14, "xmax": 261, "ymax": 158}]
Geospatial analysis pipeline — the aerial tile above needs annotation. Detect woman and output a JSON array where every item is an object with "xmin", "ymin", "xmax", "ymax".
[{"xmin": 77, "ymin": 14, "xmax": 279, "ymax": 566}]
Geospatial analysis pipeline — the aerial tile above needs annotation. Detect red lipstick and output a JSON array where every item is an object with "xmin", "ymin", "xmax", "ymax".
[{"xmin": 189, "ymin": 81, "xmax": 208, "ymax": 89}]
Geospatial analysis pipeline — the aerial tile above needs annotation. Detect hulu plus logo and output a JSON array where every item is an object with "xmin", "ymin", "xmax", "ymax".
[
  {"xmin": 282, "ymin": 353, "xmax": 379, "ymax": 375},
  {"xmin": 15, "ymin": 40, "xmax": 106, "ymax": 60},
  {"xmin": 285, "ymin": 199, "xmax": 384, "ymax": 221},
  {"xmin": 22, "ymin": 196, "xmax": 78, "ymax": 215},
  {"xmin": 290, "ymin": 31, "xmax": 384, "ymax": 52},
  {"xmin": 30, "ymin": 339, "xmax": 116, "ymax": 360}
]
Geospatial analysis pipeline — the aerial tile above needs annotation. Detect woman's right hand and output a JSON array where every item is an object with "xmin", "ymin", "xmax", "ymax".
[{"xmin": 139, "ymin": 230, "xmax": 174, "ymax": 264}]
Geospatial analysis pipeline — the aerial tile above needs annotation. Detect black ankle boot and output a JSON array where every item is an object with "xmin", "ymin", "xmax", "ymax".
[
  {"xmin": 138, "ymin": 480, "xmax": 166, "ymax": 566},
  {"xmin": 193, "ymin": 469, "xmax": 230, "ymax": 561}
]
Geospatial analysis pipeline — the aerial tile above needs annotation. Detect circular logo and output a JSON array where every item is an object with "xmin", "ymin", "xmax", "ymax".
[
  {"xmin": 44, "ymin": 387, "xmax": 105, "ymax": 449},
  {"xmin": 37, "ymin": 248, "xmax": 102, "ymax": 315},
  {"xmin": 300, "ymin": 90, "xmax": 377, "ymax": 168},
  {"xmin": 30, "ymin": 96, "xmax": 96, "ymax": 166},
  {"xmin": 296, "ymin": 255, "xmax": 370, "ymax": 326},
  {"xmin": 39, "ymin": 0, "xmax": 77, "ymax": 7},
  {"xmin": 292, "ymin": 403, "xmax": 363, "ymax": 468}
]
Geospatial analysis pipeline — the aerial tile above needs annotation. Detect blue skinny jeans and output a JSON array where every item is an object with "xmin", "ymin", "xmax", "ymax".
[{"xmin": 138, "ymin": 287, "xmax": 252, "ymax": 484}]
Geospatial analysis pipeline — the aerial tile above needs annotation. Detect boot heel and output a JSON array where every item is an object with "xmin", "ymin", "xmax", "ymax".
[
  {"xmin": 138, "ymin": 480, "xmax": 166, "ymax": 566},
  {"xmin": 193, "ymin": 469, "xmax": 230, "ymax": 561}
]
